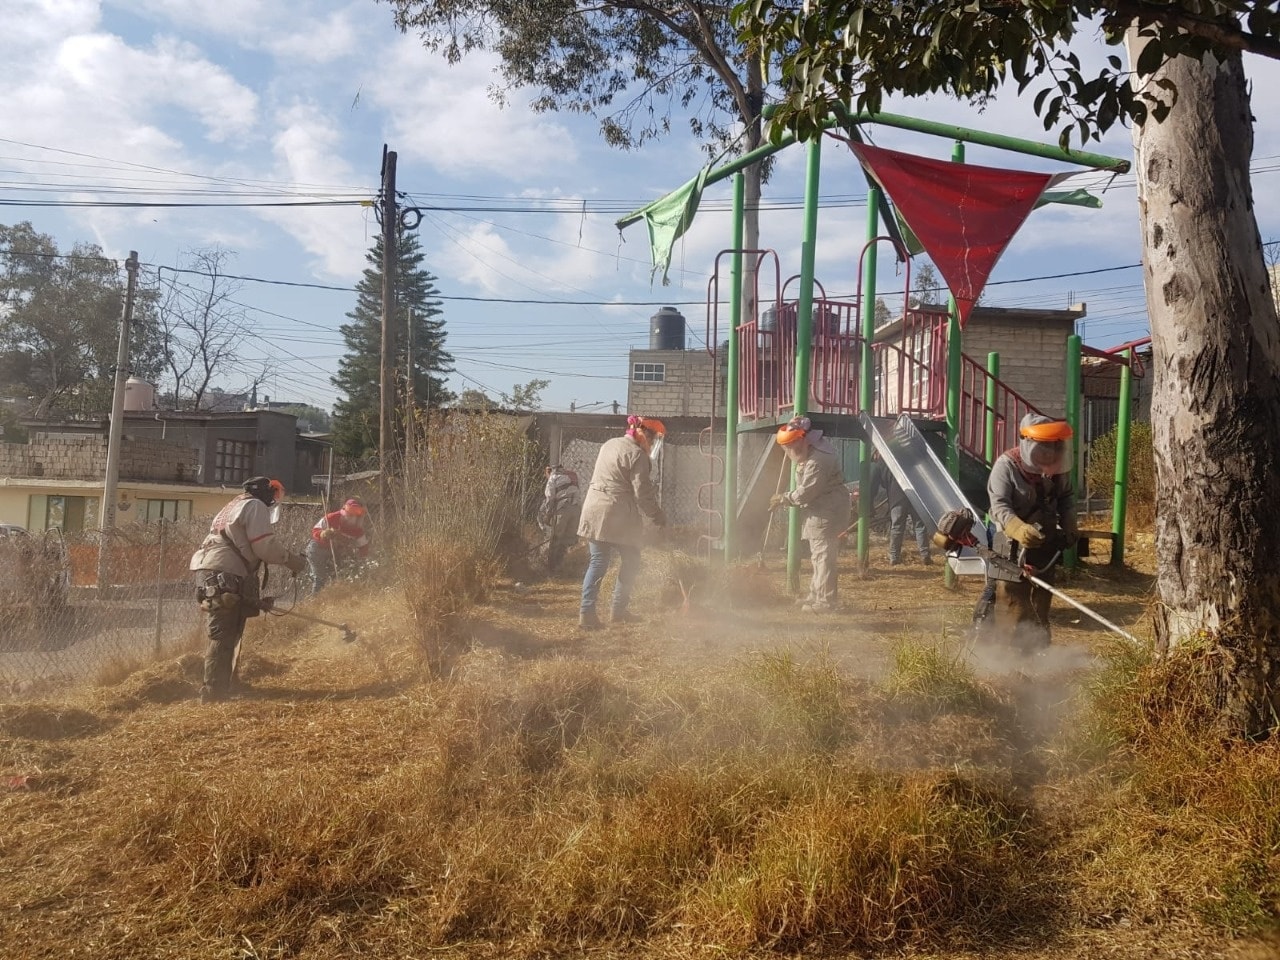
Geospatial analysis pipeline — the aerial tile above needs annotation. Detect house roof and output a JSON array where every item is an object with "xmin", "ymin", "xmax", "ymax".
[{"xmin": 873, "ymin": 303, "xmax": 1086, "ymax": 342}]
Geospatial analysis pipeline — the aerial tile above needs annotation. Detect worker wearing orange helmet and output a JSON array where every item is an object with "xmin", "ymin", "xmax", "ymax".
[
  {"xmin": 769, "ymin": 416, "xmax": 850, "ymax": 612},
  {"xmin": 972, "ymin": 413, "xmax": 1079, "ymax": 649},
  {"xmin": 576, "ymin": 415, "xmax": 667, "ymax": 628},
  {"xmin": 307, "ymin": 497, "xmax": 372, "ymax": 593},
  {"xmin": 189, "ymin": 476, "xmax": 306, "ymax": 703}
]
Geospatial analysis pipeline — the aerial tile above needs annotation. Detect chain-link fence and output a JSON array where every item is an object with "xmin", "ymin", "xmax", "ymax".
[
  {"xmin": 555, "ymin": 423, "xmax": 723, "ymax": 542},
  {"xmin": 0, "ymin": 501, "xmax": 330, "ymax": 695}
]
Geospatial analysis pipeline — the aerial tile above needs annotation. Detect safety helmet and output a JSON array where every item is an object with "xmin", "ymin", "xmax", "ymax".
[
  {"xmin": 1019, "ymin": 418, "xmax": 1073, "ymax": 442},
  {"xmin": 243, "ymin": 476, "xmax": 286, "ymax": 505},
  {"xmin": 775, "ymin": 416, "xmax": 811, "ymax": 447},
  {"xmin": 630, "ymin": 416, "xmax": 666, "ymax": 437},
  {"xmin": 1018, "ymin": 414, "xmax": 1072, "ymax": 475},
  {"xmin": 341, "ymin": 498, "xmax": 366, "ymax": 518}
]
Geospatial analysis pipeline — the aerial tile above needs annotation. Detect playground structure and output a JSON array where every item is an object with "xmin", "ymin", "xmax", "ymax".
[{"xmin": 619, "ymin": 110, "xmax": 1147, "ymax": 585}]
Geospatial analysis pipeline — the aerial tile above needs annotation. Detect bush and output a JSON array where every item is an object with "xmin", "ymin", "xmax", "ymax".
[
  {"xmin": 394, "ymin": 413, "xmax": 538, "ymax": 674},
  {"xmin": 1086, "ymin": 420, "xmax": 1155, "ymax": 521}
]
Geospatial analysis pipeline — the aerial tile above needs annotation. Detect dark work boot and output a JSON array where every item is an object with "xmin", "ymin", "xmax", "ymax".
[
  {"xmin": 611, "ymin": 608, "xmax": 642, "ymax": 624},
  {"xmin": 578, "ymin": 608, "xmax": 601, "ymax": 630}
]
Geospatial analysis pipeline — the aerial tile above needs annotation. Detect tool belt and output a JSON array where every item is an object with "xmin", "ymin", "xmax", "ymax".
[{"xmin": 195, "ymin": 571, "xmax": 261, "ymax": 617}]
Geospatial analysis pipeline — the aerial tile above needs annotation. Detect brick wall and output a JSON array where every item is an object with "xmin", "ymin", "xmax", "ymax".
[
  {"xmin": 0, "ymin": 436, "xmax": 200, "ymax": 482},
  {"xmin": 959, "ymin": 316, "xmax": 1075, "ymax": 417},
  {"xmin": 627, "ymin": 349, "xmax": 725, "ymax": 418}
]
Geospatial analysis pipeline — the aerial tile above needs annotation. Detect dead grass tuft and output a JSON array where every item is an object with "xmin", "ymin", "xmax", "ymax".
[
  {"xmin": 10, "ymin": 511, "xmax": 1280, "ymax": 956},
  {"xmin": 0, "ymin": 702, "xmax": 107, "ymax": 740}
]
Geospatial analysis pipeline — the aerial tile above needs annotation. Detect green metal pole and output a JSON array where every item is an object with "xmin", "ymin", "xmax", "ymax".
[
  {"xmin": 723, "ymin": 172, "xmax": 744, "ymax": 562},
  {"xmin": 944, "ymin": 140, "xmax": 965, "ymax": 588},
  {"xmin": 1111, "ymin": 348, "xmax": 1133, "ymax": 566},
  {"xmin": 984, "ymin": 352, "xmax": 1000, "ymax": 466},
  {"xmin": 787, "ymin": 137, "xmax": 822, "ymax": 591},
  {"xmin": 1065, "ymin": 334, "xmax": 1082, "ymax": 569},
  {"xmin": 856, "ymin": 185, "xmax": 881, "ymax": 568}
]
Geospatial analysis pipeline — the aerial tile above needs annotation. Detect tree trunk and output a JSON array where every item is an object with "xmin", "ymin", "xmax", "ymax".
[{"xmin": 1130, "ymin": 39, "xmax": 1280, "ymax": 736}]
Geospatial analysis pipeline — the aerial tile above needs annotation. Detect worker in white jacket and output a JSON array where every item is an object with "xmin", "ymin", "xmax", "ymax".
[{"xmin": 189, "ymin": 476, "xmax": 306, "ymax": 703}]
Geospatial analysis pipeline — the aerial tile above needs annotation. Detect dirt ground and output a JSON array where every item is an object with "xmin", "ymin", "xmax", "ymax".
[{"xmin": 6, "ymin": 529, "xmax": 1273, "ymax": 960}]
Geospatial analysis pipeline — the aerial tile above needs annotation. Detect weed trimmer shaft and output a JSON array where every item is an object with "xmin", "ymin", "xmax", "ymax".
[
  {"xmin": 258, "ymin": 599, "xmax": 358, "ymax": 643},
  {"xmin": 933, "ymin": 508, "xmax": 1140, "ymax": 644}
]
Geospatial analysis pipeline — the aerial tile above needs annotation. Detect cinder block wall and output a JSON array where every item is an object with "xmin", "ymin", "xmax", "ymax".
[
  {"xmin": 627, "ymin": 349, "xmax": 724, "ymax": 418},
  {"xmin": 0, "ymin": 436, "xmax": 199, "ymax": 482}
]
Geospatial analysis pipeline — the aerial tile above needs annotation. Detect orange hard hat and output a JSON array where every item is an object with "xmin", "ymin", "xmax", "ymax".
[
  {"xmin": 269, "ymin": 479, "xmax": 286, "ymax": 503},
  {"xmin": 342, "ymin": 498, "xmax": 366, "ymax": 517},
  {"xmin": 633, "ymin": 416, "xmax": 666, "ymax": 436},
  {"xmin": 776, "ymin": 415, "xmax": 810, "ymax": 447},
  {"xmin": 1020, "ymin": 418, "xmax": 1073, "ymax": 442}
]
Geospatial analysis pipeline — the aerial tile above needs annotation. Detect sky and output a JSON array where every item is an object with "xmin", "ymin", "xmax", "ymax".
[{"xmin": 2, "ymin": 0, "xmax": 1279, "ymax": 415}]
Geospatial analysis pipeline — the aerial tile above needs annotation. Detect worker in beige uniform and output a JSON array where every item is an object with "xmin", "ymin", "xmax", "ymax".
[
  {"xmin": 189, "ymin": 476, "xmax": 306, "ymax": 703},
  {"xmin": 576, "ymin": 416, "xmax": 667, "ymax": 628},
  {"xmin": 769, "ymin": 416, "xmax": 851, "ymax": 612}
]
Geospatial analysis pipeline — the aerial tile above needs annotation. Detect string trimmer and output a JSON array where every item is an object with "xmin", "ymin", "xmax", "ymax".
[
  {"xmin": 257, "ymin": 598, "xmax": 358, "ymax": 643},
  {"xmin": 933, "ymin": 508, "xmax": 1140, "ymax": 644}
]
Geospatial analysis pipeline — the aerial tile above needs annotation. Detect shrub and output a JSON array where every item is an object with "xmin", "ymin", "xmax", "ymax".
[
  {"xmin": 1086, "ymin": 420, "xmax": 1155, "ymax": 523},
  {"xmin": 394, "ymin": 413, "xmax": 538, "ymax": 674}
]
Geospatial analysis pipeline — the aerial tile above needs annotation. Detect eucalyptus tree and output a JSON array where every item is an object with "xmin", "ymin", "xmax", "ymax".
[{"xmin": 737, "ymin": 0, "xmax": 1280, "ymax": 735}]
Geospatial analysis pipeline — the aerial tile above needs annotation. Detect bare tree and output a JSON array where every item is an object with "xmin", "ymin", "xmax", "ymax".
[{"xmin": 155, "ymin": 248, "xmax": 245, "ymax": 411}]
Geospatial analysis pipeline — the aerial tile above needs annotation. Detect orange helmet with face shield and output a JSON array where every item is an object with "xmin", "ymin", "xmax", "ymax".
[
  {"xmin": 1018, "ymin": 415, "xmax": 1072, "ymax": 475},
  {"xmin": 341, "ymin": 498, "xmax": 366, "ymax": 518},
  {"xmin": 775, "ymin": 416, "xmax": 811, "ymax": 447},
  {"xmin": 244, "ymin": 476, "xmax": 285, "ymax": 505}
]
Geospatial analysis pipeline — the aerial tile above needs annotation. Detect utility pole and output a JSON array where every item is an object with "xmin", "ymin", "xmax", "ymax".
[
  {"xmin": 405, "ymin": 307, "xmax": 415, "ymax": 465},
  {"xmin": 379, "ymin": 147, "xmax": 398, "ymax": 510},
  {"xmin": 97, "ymin": 250, "xmax": 139, "ymax": 593}
]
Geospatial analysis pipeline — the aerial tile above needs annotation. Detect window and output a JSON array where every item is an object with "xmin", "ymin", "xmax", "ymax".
[
  {"xmin": 27, "ymin": 495, "xmax": 97, "ymax": 533},
  {"xmin": 143, "ymin": 499, "xmax": 192, "ymax": 523},
  {"xmin": 632, "ymin": 362, "xmax": 666, "ymax": 383},
  {"xmin": 213, "ymin": 439, "xmax": 255, "ymax": 483}
]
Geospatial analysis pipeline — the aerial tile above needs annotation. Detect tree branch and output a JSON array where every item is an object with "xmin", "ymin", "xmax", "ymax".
[{"xmin": 1107, "ymin": 0, "xmax": 1280, "ymax": 61}]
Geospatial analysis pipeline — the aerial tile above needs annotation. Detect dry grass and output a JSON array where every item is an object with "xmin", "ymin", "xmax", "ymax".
[{"xmin": 4, "ymin": 469, "xmax": 1280, "ymax": 959}]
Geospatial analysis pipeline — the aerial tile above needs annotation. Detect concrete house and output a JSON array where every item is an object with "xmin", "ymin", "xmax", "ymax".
[{"xmin": 0, "ymin": 404, "xmax": 328, "ymax": 533}]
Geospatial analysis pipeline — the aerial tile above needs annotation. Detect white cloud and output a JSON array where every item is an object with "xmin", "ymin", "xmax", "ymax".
[
  {"xmin": 55, "ymin": 33, "xmax": 258, "ymax": 142},
  {"xmin": 123, "ymin": 0, "xmax": 371, "ymax": 63},
  {"xmin": 259, "ymin": 102, "xmax": 371, "ymax": 278},
  {"xmin": 365, "ymin": 39, "xmax": 578, "ymax": 181}
]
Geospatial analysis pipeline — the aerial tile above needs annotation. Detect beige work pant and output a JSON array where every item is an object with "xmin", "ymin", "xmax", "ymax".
[{"xmin": 806, "ymin": 535, "xmax": 839, "ymax": 608}]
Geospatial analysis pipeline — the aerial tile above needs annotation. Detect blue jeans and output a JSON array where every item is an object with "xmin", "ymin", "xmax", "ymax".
[
  {"xmin": 580, "ymin": 540, "xmax": 641, "ymax": 614},
  {"xmin": 889, "ymin": 503, "xmax": 931, "ymax": 562}
]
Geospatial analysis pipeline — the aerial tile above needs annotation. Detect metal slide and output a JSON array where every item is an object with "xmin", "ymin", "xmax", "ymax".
[{"xmin": 858, "ymin": 411, "xmax": 988, "ymax": 576}]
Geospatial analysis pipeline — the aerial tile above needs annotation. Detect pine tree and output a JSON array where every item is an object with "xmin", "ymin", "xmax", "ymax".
[{"xmin": 331, "ymin": 229, "xmax": 454, "ymax": 460}]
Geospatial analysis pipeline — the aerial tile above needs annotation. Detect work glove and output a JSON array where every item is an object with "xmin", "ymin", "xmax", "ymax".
[
  {"xmin": 1004, "ymin": 517, "xmax": 1045, "ymax": 549},
  {"xmin": 769, "ymin": 494, "xmax": 788, "ymax": 511},
  {"xmin": 285, "ymin": 553, "xmax": 306, "ymax": 575},
  {"xmin": 319, "ymin": 528, "xmax": 335, "ymax": 541}
]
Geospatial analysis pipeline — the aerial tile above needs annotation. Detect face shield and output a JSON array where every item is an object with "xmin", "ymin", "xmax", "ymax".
[
  {"xmin": 268, "ymin": 480, "xmax": 286, "ymax": 524},
  {"xmin": 647, "ymin": 433, "xmax": 664, "ymax": 465},
  {"xmin": 1019, "ymin": 436, "xmax": 1071, "ymax": 476}
]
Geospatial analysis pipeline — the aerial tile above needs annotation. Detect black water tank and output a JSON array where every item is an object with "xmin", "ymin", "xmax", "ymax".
[{"xmin": 649, "ymin": 306, "xmax": 686, "ymax": 350}]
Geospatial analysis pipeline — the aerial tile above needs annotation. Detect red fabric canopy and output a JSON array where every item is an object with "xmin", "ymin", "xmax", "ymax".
[{"xmin": 849, "ymin": 141, "xmax": 1064, "ymax": 328}]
